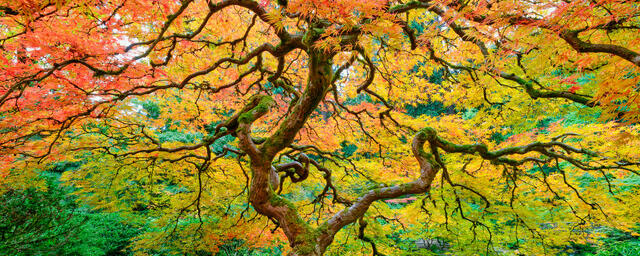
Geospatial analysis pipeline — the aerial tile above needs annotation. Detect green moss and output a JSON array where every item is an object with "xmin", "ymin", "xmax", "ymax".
[
  {"xmin": 399, "ymin": 183, "xmax": 414, "ymax": 193},
  {"xmin": 237, "ymin": 95, "xmax": 275, "ymax": 124},
  {"xmin": 475, "ymin": 143, "xmax": 488, "ymax": 152},
  {"xmin": 255, "ymin": 95, "xmax": 275, "ymax": 111},
  {"xmin": 388, "ymin": 1, "xmax": 421, "ymax": 13},
  {"xmin": 419, "ymin": 127, "xmax": 437, "ymax": 138},
  {"xmin": 268, "ymin": 196, "xmax": 328, "ymax": 255},
  {"xmin": 261, "ymin": 127, "xmax": 287, "ymax": 152},
  {"xmin": 317, "ymin": 223, "xmax": 328, "ymax": 233},
  {"xmin": 269, "ymin": 200, "xmax": 320, "ymax": 254},
  {"xmin": 295, "ymin": 226, "xmax": 322, "ymax": 255},
  {"xmin": 416, "ymin": 150, "xmax": 439, "ymax": 168},
  {"xmin": 238, "ymin": 111, "xmax": 253, "ymax": 124},
  {"xmin": 295, "ymin": 244, "xmax": 315, "ymax": 255},
  {"xmin": 269, "ymin": 195, "xmax": 296, "ymax": 210}
]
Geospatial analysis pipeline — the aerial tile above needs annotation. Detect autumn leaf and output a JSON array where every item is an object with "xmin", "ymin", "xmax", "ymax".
[{"xmin": 1, "ymin": 0, "xmax": 639, "ymax": 255}]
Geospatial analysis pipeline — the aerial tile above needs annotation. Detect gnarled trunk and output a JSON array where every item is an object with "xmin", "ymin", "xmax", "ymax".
[
  {"xmin": 233, "ymin": 48, "xmax": 441, "ymax": 255},
  {"xmin": 235, "ymin": 50, "xmax": 334, "ymax": 255}
]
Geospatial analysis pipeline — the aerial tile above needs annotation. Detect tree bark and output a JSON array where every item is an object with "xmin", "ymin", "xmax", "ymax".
[
  {"xmin": 233, "ymin": 46, "xmax": 445, "ymax": 254},
  {"xmin": 235, "ymin": 49, "xmax": 334, "ymax": 255}
]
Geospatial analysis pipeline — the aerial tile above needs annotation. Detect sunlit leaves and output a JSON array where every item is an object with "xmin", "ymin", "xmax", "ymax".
[{"xmin": 1, "ymin": 0, "xmax": 639, "ymax": 255}]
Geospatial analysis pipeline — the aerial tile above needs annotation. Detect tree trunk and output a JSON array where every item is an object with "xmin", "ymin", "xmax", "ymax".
[
  {"xmin": 235, "ymin": 50, "xmax": 334, "ymax": 255},
  {"xmin": 234, "ymin": 48, "xmax": 441, "ymax": 255}
]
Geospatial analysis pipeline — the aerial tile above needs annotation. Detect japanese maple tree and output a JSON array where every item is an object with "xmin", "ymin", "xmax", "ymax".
[{"xmin": 1, "ymin": 0, "xmax": 640, "ymax": 255}]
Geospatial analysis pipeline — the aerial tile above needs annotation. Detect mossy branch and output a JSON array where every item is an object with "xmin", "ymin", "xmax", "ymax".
[
  {"xmin": 238, "ymin": 95, "xmax": 275, "ymax": 124},
  {"xmin": 318, "ymin": 129, "xmax": 441, "ymax": 250},
  {"xmin": 423, "ymin": 128, "xmax": 610, "ymax": 170}
]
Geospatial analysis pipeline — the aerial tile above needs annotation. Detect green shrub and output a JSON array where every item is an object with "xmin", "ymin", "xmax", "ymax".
[{"xmin": 0, "ymin": 173, "xmax": 140, "ymax": 256}]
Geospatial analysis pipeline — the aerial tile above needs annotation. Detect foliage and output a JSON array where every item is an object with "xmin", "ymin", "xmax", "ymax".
[
  {"xmin": 1, "ymin": 0, "xmax": 640, "ymax": 255},
  {"xmin": 588, "ymin": 228, "xmax": 640, "ymax": 256},
  {"xmin": 0, "ymin": 173, "xmax": 140, "ymax": 256},
  {"xmin": 592, "ymin": 240, "xmax": 640, "ymax": 256},
  {"xmin": 0, "ymin": 173, "xmax": 80, "ymax": 255},
  {"xmin": 214, "ymin": 239, "xmax": 283, "ymax": 256}
]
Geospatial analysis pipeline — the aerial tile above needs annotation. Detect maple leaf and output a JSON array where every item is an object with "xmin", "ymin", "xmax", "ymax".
[
  {"xmin": 568, "ymin": 85, "xmax": 581, "ymax": 93},
  {"xmin": 1, "ymin": 0, "xmax": 639, "ymax": 255}
]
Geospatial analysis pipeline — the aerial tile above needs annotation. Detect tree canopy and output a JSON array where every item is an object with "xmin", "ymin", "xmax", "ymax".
[{"xmin": 1, "ymin": 0, "xmax": 640, "ymax": 255}]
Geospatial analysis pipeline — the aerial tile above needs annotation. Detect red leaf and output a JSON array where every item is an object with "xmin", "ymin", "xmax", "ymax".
[{"xmin": 568, "ymin": 85, "xmax": 581, "ymax": 93}]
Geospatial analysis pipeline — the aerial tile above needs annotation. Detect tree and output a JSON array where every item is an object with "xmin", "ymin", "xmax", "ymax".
[
  {"xmin": 0, "ymin": 172, "xmax": 141, "ymax": 256},
  {"xmin": 1, "ymin": 0, "xmax": 639, "ymax": 255}
]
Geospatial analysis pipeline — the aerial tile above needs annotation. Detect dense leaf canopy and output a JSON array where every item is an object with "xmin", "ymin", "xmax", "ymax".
[{"xmin": 1, "ymin": 0, "xmax": 640, "ymax": 255}]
